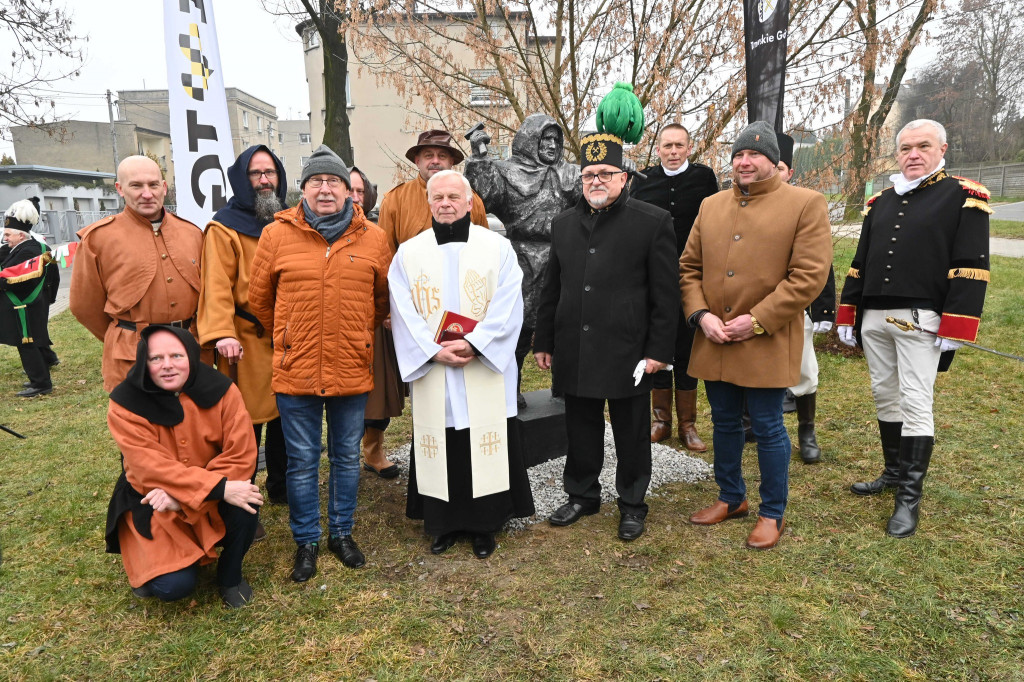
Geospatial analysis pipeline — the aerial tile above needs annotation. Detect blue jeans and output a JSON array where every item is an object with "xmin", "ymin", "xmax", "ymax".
[
  {"xmin": 277, "ymin": 393, "xmax": 368, "ymax": 544},
  {"xmin": 704, "ymin": 381, "xmax": 790, "ymax": 520}
]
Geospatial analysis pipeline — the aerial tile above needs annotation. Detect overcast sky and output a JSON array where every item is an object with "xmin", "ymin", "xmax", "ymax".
[{"xmin": 0, "ymin": 0, "xmax": 311, "ymax": 158}]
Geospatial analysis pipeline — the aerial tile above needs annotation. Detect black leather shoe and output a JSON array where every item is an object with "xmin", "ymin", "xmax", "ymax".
[
  {"xmin": 549, "ymin": 502, "xmax": 599, "ymax": 527},
  {"xmin": 252, "ymin": 522, "xmax": 267, "ymax": 543},
  {"xmin": 618, "ymin": 514, "xmax": 645, "ymax": 541},
  {"xmin": 16, "ymin": 386, "xmax": 52, "ymax": 398},
  {"xmin": 219, "ymin": 578, "xmax": 253, "ymax": 608},
  {"xmin": 430, "ymin": 532, "xmax": 458, "ymax": 555},
  {"xmin": 290, "ymin": 543, "xmax": 318, "ymax": 583},
  {"xmin": 131, "ymin": 584, "xmax": 154, "ymax": 599},
  {"xmin": 363, "ymin": 462, "xmax": 401, "ymax": 479},
  {"xmin": 328, "ymin": 535, "xmax": 365, "ymax": 568},
  {"xmin": 472, "ymin": 533, "xmax": 496, "ymax": 559}
]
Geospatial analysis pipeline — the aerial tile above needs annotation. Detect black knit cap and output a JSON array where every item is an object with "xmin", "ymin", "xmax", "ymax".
[{"xmin": 777, "ymin": 133, "xmax": 795, "ymax": 168}]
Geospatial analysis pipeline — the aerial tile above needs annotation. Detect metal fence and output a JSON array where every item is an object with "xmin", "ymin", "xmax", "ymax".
[
  {"xmin": 874, "ymin": 162, "xmax": 1024, "ymax": 198},
  {"xmin": 37, "ymin": 210, "xmax": 117, "ymax": 244},
  {"xmin": 35, "ymin": 205, "xmax": 179, "ymax": 244}
]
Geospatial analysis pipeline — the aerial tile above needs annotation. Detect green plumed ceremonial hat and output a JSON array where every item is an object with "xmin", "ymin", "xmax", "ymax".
[{"xmin": 595, "ymin": 82, "xmax": 645, "ymax": 144}]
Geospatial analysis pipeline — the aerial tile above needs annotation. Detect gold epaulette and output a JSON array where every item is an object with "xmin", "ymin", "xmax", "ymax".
[
  {"xmin": 947, "ymin": 267, "xmax": 990, "ymax": 282},
  {"xmin": 954, "ymin": 176, "xmax": 991, "ymax": 200},
  {"xmin": 861, "ymin": 190, "xmax": 885, "ymax": 217},
  {"xmin": 963, "ymin": 197, "xmax": 993, "ymax": 214}
]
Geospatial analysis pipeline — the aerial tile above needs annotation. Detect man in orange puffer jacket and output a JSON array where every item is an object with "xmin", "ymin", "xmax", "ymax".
[{"xmin": 249, "ymin": 145, "xmax": 391, "ymax": 583}]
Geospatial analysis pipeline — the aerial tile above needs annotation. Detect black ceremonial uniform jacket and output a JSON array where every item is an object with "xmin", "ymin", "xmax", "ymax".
[
  {"xmin": 534, "ymin": 192, "xmax": 678, "ymax": 399},
  {"xmin": 630, "ymin": 162, "xmax": 719, "ymax": 256},
  {"xmin": 837, "ymin": 168, "xmax": 990, "ymax": 343},
  {"xmin": 808, "ymin": 264, "xmax": 836, "ymax": 323}
]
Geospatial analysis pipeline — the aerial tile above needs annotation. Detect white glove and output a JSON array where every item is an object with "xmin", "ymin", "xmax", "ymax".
[
  {"xmin": 838, "ymin": 325, "xmax": 857, "ymax": 347},
  {"xmin": 812, "ymin": 321, "xmax": 833, "ymax": 334},
  {"xmin": 633, "ymin": 360, "xmax": 673, "ymax": 386},
  {"xmin": 935, "ymin": 337, "xmax": 963, "ymax": 353}
]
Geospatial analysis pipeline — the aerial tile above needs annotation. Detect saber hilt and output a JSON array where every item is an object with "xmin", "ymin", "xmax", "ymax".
[{"xmin": 885, "ymin": 317, "xmax": 1024, "ymax": 362}]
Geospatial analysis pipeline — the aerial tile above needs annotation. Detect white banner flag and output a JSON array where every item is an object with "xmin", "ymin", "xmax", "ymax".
[{"xmin": 163, "ymin": 0, "xmax": 234, "ymax": 228}]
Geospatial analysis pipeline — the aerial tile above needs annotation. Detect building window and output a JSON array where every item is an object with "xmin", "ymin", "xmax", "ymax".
[
  {"xmin": 242, "ymin": 111, "xmax": 250, "ymax": 129},
  {"xmin": 470, "ymin": 70, "xmax": 507, "ymax": 106},
  {"xmin": 300, "ymin": 156, "xmax": 311, "ymax": 167},
  {"xmin": 300, "ymin": 133, "xmax": 311, "ymax": 144},
  {"xmin": 304, "ymin": 28, "xmax": 320, "ymax": 50},
  {"xmin": 257, "ymin": 116, "xmax": 263, "ymax": 132},
  {"xmin": 295, "ymin": 179, "xmax": 301, "ymax": 189},
  {"xmin": 278, "ymin": 133, "xmax": 283, "ymax": 142}
]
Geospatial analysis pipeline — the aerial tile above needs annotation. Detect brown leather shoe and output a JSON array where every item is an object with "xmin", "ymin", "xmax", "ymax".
[
  {"xmin": 676, "ymin": 389, "xmax": 707, "ymax": 452},
  {"xmin": 746, "ymin": 516, "xmax": 785, "ymax": 550},
  {"xmin": 689, "ymin": 499, "xmax": 749, "ymax": 525},
  {"xmin": 650, "ymin": 389, "xmax": 672, "ymax": 443}
]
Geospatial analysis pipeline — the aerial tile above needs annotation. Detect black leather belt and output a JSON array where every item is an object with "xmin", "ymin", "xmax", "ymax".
[
  {"xmin": 116, "ymin": 318, "xmax": 194, "ymax": 332},
  {"xmin": 234, "ymin": 306, "xmax": 265, "ymax": 338}
]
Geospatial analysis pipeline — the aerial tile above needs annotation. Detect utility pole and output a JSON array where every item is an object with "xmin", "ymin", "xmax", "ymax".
[{"xmin": 107, "ymin": 89, "xmax": 121, "ymax": 210}]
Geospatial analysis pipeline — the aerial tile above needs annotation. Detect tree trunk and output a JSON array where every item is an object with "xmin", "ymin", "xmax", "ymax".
[{"xmin": 320, "ymin": 0, "xmax": 353, "ymax": 164}]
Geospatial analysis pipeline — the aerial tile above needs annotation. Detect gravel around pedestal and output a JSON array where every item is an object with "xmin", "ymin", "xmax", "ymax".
[{"xmin": 384, "ymin": 422, "xmax": 713, "ymax": 531}]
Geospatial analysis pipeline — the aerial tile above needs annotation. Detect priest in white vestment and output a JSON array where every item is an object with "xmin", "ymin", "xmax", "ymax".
[{"xmin": 389, "ymin": 170, "xmax": 535, "ymax": 558}]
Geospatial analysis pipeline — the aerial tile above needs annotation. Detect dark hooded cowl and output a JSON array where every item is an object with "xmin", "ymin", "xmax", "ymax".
[
  {"xmin": 211, "ymin": 145, "xmax": 288, "ymax": 239},
  {"xmin": 109, "ymin": 325, "xmax": 233, "ymax": 426}
]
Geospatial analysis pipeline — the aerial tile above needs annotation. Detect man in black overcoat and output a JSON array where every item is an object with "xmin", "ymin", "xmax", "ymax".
[{"xmin": 534, "ymin": 132, "xmax": 678, "ymax": 542}]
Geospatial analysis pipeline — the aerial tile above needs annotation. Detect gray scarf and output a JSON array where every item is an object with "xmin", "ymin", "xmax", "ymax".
[{"xmin": 302, "ymin": 197, "xmax": 354, "ymax": 244}]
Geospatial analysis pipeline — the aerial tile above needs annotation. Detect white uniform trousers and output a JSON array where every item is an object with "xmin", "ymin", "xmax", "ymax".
[
  {"xmin": 790, "ymin": 312, "xmax": 818, "ymax": 397},
  {"xmin": 860, "ymin": 308, "xmax": 942, "ymax": 437}
]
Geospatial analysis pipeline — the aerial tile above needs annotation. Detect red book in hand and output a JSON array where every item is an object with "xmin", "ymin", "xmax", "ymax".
[{"xmin": 434, "ymin": 310, "xmax": 478, "ymax": 343}]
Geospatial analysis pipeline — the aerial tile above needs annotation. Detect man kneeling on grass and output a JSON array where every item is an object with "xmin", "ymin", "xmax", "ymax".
[{"xmin": 104, "ymin": 325, "xmax": 263, "ymax": 608}]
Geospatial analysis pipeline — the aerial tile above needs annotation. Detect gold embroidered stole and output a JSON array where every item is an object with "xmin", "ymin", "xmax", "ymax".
[{"xmin": 402, "ymin": 229, "xmax": 509, "ymax": 501}]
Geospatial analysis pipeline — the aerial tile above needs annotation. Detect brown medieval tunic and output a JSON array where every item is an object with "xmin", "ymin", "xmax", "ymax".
[
  {"xmin": 197, "ymin": 221, "xmax": 277, "ymax": 423},
  {"xmin": 108, "ymin": 385, "xmax": 257, "ymax": 588},
  {"xmin": 70, "ymin": 206, "xmax": 203, "ymax": 392}
]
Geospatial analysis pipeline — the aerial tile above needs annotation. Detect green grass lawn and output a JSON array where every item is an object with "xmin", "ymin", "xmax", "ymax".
[
  {"xmin": 1, "ymin": 255, "xmax": 1023, "ymax": 681},
  {"xmin": 990, "ymin": 219, "xmax": 1024, "ymax": 240}
]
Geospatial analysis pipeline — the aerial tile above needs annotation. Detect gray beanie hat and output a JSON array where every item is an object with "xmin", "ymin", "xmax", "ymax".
[
  {"xmin": 732, "ymin": 121, "xmax": 780, "ymax": 165},
  {"xmin": 301, "ymin": 145, "xmax": 351, "ymax": 189}
]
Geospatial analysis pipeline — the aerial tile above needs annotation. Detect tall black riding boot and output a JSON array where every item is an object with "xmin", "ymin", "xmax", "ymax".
[
  {"xmin": 850, "ymin": 420, "xmax": 902, "ymax": 495},
  {"xmin": 887, "ymin": 436, "xmax": 933, "ymax": 538},
  {"xmin": 795, "ymin": 392, "xmax": 820, "ymax": 464}
]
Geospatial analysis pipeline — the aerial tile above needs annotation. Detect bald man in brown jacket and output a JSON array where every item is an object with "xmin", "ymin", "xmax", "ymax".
[{"xmin": 71, "ymin": 156, "xmax": 203, "ymax": 392}]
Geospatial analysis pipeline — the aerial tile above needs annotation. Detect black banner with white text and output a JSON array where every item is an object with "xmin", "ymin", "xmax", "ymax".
[{"xmin": 743, "ymin": 0, "xmax": 790, "ymax": 130}]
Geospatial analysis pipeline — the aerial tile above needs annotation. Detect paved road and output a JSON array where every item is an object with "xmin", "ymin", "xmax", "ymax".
[
  {"xmin": 993, "ymin": 201, "xmax": 1024, "ymax": 222},
  {"xmin": 833, "ymin": 224, "xmax": 1024, "ymax": 258}
]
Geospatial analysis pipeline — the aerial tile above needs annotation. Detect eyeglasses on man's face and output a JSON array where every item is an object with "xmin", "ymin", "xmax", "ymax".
[
  {"xmin": 581, "ymin": 170, "xmax": 625, "ymax": 184},
  {"xmin": 306, "ymin": 176, "xmax": 344, "ymax": 188},
  {"xmin": 247, "ymin": 169, "xmax": 278, "ymax": 180}
]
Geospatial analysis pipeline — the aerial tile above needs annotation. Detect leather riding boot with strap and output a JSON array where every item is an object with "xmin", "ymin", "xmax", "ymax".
[
  {"xmin": 795, "ymin": 392, "xmax": 821, "ymax": 464},
  {"xmin": 850, "ymin": 420, "xmax": 903, "ymax": 495},
  {"xmin": 650, "ymin": 389, "xmax": 673, "ymax": 443},
  {"xmin": 675, "ymin": 389, "xmax": 707, "ymax": 452}
]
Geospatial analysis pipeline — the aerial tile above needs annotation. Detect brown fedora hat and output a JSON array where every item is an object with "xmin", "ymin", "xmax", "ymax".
[{"xmin": 405, "ymin": 129, "xmax": 466, "ymax": 165}]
